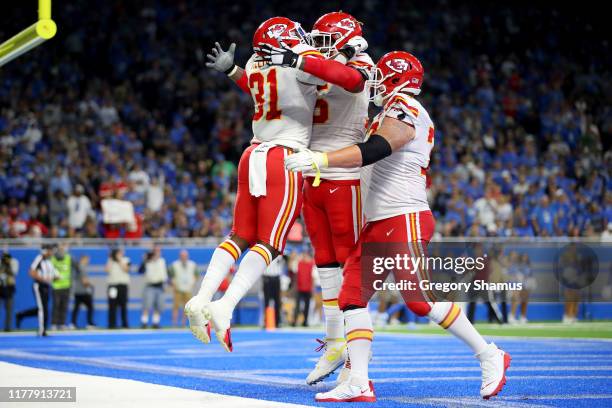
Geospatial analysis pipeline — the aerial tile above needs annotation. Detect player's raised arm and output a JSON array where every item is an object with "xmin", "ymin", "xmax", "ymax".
[
  {"xmin": 256, "ymin": 39, "xmax": 368, "ymax": 93},
  {"xmin": 206, "ymin": 42, "xmax": 249, "ymax": 94}
]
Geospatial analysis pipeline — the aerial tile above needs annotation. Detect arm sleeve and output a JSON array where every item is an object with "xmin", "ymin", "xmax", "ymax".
[
  {"xmin": 234, "ymin": 71, "xmax": 250, "ymax": 94},
  {"xmin": 292, "ymin": 44, "xmax": 326, "ymax": 85},
  {"xmin": 301, "ymin": 57, "xmax": 365, "ymax": 92}
]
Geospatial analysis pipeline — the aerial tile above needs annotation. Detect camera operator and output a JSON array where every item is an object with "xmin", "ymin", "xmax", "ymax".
[
  {"xmin": 0, "ymin": 251, "xmax": 19, "ymax": 332},
  {"xmin": 139, "ymin": 245, "xmax": 168, "ymax": 328}
]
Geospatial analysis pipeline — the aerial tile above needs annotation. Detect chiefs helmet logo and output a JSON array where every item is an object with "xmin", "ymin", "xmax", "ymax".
[
  {"xmin": 335, "ymin": 18, "xmax": 356, "ymax": 30},
  {"xmin": 386, "ymin": 58, "xmax": 411, "ymax": 73},
  {"xmin": 266, "ymin": 24, "xmax": 288, "ymax": 39}
]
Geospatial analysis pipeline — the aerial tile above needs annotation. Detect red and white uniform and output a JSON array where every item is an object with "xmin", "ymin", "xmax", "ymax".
[
  {"xmin": 232, "ymin": 44, "xmax": 324, "ymax": 252},
  {"xmin": 246, "ymin": 43, "xmax": 324, "ymax": 150},
  {"xmin": 361, "ymin": 94, "xmax": 435, "ymax": 222},
  {"xmin": 302, "ymin": 53, "xmax": 373, "ymax": 265},
  {"xmin": 338, "ymin": 94, "xmax": 437, "ymax": 309}
]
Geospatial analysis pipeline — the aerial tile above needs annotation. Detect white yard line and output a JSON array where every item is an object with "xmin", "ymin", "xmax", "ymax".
[{"xmin": 0, "ymin": 362, "xmax": 314, "ymax": 408}]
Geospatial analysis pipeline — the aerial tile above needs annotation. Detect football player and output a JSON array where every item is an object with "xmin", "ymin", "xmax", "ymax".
[
  {"xmin": 285, "ymin": 51, "xmax": 511, "ymax": 401},
  {"xmin": 185, "ymin": 16, "xmax": 371, "ymax": 353},
  {"xmin": 258, "ymin": 11, "xmax": 373, "ymax": 386},
  {"xmin": 184, "ymin": 17, "xmax": 325, "ymax": 352}
]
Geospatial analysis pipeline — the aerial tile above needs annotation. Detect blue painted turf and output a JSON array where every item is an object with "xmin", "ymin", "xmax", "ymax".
[{"xmin": 1, "ymin": 329, "xmax": 612, "ymax": 407}]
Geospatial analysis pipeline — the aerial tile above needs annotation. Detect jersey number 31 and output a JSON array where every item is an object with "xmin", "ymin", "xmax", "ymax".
[{"xmin": 249, "ymin": 70, "xmax": 282, "ymax": 121}]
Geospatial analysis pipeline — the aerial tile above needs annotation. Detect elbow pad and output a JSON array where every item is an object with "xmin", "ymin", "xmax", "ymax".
[{"xmin": 357, "ymin": 134, "xmax": 392, "ymax": 166}]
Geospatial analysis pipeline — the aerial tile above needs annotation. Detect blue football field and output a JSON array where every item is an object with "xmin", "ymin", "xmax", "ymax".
[{"xmin": 1, "ymin": 329, "xmax": 611, "ymax": 407}]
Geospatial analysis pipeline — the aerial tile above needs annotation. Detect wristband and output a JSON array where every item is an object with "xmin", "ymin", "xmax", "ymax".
[{"xmin": 225, "ymin": 65, "xmax": 238, "ymax": 76}]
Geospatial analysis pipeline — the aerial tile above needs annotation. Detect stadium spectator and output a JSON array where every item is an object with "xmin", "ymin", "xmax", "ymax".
[
  {"xmin": 106, "ymin": 248, "xmax": 130, "ymax": 329},
  {"xmin": 139, "ymin": 246, "xmax": 168, "ymax": 329},
  {"xmin": 0, "ymin": 1, "xmax": 608, "ymax": 240},
  {"xmin": 66, "ymin": 184, "xmax": 94, "ymax": 233},
  {"xmin": 168, "ymin": 250, "xmax": 198, "ymax": 326},
  {"xmin": 71, "ymin": 255, "xmax": 96, "ymax": 329}
]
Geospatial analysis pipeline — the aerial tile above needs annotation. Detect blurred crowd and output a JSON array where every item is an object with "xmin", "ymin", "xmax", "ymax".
[{"xmin": 0, "ymin": 0, "xmax": 609, "ymax": 239}]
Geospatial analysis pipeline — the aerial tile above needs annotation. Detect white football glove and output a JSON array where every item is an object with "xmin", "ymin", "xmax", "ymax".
[
  {"xmin": 284, "ymin": 149, "xmax": 328, "ymax": 173},
  {"xmin": 184, "ymin": 295, "xmax": 211, "ymax": 343},
  {"xmin": 345, "ymin": 36, "xmax": 368, "ymax": 54},
  {"xmin": 206, "ymin": 42, "xmax": 237, "ymax": 74}
]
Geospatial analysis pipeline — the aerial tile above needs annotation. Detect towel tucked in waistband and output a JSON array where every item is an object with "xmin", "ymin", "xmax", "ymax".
[{"xmin": 249, "ymin": 142, "xmax": 276, "ymax": 197}]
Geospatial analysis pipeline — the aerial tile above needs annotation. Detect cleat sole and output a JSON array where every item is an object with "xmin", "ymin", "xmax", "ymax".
[
  {"xmin": 306, "ymin": 359, "xmax": 345, "ymax": 385},
  {"xmin": 482, "ymin": 352, "xmax": 512, "ymax": 400}
]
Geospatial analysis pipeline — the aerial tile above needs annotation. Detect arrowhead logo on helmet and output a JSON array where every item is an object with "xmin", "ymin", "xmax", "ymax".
[
  {"xmin": 266, "ymin": 24, "xmax": 288, "ymax": 39},
  {"xmin": 386, "ymin": 59, "xmax": 411, "ymax": 73},
  {"xmin": 335, "ymin": 18, "xmax": 356, "ymax": 30}
]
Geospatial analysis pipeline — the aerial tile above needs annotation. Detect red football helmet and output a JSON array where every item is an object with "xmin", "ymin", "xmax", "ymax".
[
  {"xmin": 368, "ymin": 51, "xmax": 424, "ymax": 105},
  {"xmin": 311, "ymin": 12, "xmax": 362, "ymax": 57},
  {"xmin": 252, "ymin": 17, "xmax": 308, "ymax": 55}
]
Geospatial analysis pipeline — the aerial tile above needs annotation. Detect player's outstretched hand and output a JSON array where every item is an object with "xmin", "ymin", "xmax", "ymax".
[
  {"xmin": 184, "ymin": 295, "xmax": 211, "ymax": 344},
  {"xmin": 206, "ymin": 42, "xmax": 236, "ymax": 73},
  {"xmin": 254, "ymin": 43, "xmax": 300, "ymax": 68},
  {"xmin": 284, "ymin": 149, "xmax": 328, "ymax": 172},
  {"xmin": 339, "ymin": 36, "xmax": 368, "ymax": 59}
]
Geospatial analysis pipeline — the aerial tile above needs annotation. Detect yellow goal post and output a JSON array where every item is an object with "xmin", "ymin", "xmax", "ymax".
[{"xmin": 0, "ymin": 0, "xmax": 57, "ymax": 67}]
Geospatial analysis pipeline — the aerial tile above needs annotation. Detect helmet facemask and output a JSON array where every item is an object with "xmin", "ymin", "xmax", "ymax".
[
  {"xmin": 310, "ymin": 30, "xmax": 345, "ymax": 58},
  {"xmin": 367, "ymin": 65, "xmax": 421, "ymax": 107},
  {"xmin": 366, "ymin": 66, "xmax": 387, "ymax": 107}
]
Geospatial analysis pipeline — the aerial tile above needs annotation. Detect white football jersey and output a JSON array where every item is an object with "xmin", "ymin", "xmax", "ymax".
[
  {"xmin": 245, "ymin": 44, "xmax": 324, "ymax": 150},
  {"xmin": 361, "ymin": 94, "xmax": 435, "ymax": 222},
  {"xmin": 305, "ymin": 53, "xmax": 374, "ymax": 180}
]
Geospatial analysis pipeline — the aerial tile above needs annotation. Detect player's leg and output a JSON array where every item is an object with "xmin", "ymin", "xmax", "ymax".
[
  {"xmin": 325, "ymin": 181, "xmax": 363, "ymax": 384},
  {"xmin": 403, "ymin": 211, "xmax": 511, "ymax": 399},
  {"xmin": 316, "ymin": 223, "xmax": 379, "ymax": 402},
  {"xmin": 185, "ymin": 146, "xmax": 256, "ymax": 344},
  {"xmin": 204, "ymin": 147, "xmax": 302, "ymax": 351},
  {"xmin": 302, "ymin": 180, "xmax": 347, "ymax": 384}
]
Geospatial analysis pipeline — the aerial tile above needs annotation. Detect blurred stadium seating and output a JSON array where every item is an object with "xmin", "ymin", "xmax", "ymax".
[{"xmin": 0, "ymin": 0, "xmax": 609, "ymax": 239}]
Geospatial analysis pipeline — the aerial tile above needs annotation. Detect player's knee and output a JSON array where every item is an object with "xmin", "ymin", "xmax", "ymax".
[
  {"xmin": 229, "ymin": 233, "xmax": 254, "ymax": 252},
  {"xmin": 339, "ymin": 293, "xmax": 366, "ymax": 311},
  {"xmin": 406, "ymin": 301, "xmax": 431, "ymax": 317},
  {"xmin": 314, "ymin": 250, "xmax": 337, "ymax": 266},
  {"xmin": 255, "ymin": 240, "xmax": 279, "ymax": 260},
  {"xmin": 334, "ymin": 246, "xmax": 352, "ymax": 265}
]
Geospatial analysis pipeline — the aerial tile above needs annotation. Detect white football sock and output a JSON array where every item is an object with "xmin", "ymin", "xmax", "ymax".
[
  {"xmin": 220, "ymin": 244, "xmax": 272, "ymax": 310},
  {"xmin": 197, "ymin": 239, "xmax": 241, "ymax": 302},
  {"xmin": 428, "ymin": 302, "xmax": 488, "ymax": 354},
  {"xmin": 344, "ymin": 307, "xmax": 373, "ymax": 387},
  {"xmin": 319, "ymin": 267, "xmax": 344, "ymax": 341}
]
